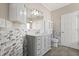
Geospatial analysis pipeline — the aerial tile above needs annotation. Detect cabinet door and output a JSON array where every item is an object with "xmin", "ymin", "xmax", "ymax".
[
  {"xmin": 16, "ymin": 4, "xmax": 26, "ymax": 24},
  {"xmin": 40, "ymin": 36, "xmax": 45, "ymax": 55},
  {"xmin": 41, "ymin": 36, "xmax": 49, "ymax": 55},
  {"xmin": 9, "ymin": 4, "xmax": 17, "ymax": 21},
  {"xmin": 42, "ymin": 35, "xmax": 51, "ymax": 55},
  {"xmin": 44, "ymin": 36, "xmax": 49, "ymax": 52},
  {"xmin": 9, "ymin": 3, "xmax": 26, "ymax": 24}
]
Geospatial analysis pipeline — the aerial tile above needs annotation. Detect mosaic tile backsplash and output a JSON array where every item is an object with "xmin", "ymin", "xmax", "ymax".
[{"xmin": 0, "ymin": 28, "xmax": 27, "ymax": 56}]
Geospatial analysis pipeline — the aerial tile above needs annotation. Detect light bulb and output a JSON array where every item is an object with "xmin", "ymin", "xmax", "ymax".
[{"xmin": 31, "ymin": 9, "xmax": 39, "ymax": 16}]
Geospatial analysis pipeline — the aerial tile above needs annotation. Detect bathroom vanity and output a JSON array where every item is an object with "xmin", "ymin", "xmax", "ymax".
[
  {"xmin": 25, "ymin": 4, "xmax": 52, "ymax": 56},
  {"xmin": 26, "ymin": 34, "xmax": 51, "ymax": 56}
]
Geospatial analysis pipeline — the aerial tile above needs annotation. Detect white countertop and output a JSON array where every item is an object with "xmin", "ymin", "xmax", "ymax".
[{"xmin": 26, "ymin": 33, "xmax": 52, "ymax": 36}]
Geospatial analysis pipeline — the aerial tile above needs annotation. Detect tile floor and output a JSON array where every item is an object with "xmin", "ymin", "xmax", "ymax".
[{"xmin": 44, "ymin": 46, "xmax": 79, "ymax": 56}]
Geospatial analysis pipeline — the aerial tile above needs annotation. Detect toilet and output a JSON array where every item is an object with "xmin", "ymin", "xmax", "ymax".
[{"xmin": 51, "ymin": 38, "xmax": 59, "ymax": 47}]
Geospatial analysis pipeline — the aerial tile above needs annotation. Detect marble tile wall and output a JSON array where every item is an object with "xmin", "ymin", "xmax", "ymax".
[{"xmin": 0, "ymin": 28, "xmax": 27, "ymax": 56}]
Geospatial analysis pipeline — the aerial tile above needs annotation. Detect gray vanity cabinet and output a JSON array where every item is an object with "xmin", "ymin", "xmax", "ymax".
[
  {"xmin": 27, "ymin": 35, "xmax": 41, "ymax": 56},
  {"xmin": 27, "ymin": 35, "xmax": 51, "ymax": 56}
]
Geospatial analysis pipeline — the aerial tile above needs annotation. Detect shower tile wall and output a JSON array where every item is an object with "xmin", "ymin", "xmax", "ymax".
[{"xmin": 0, "ymin": 28, "xmax": 27, "ymax": 56}]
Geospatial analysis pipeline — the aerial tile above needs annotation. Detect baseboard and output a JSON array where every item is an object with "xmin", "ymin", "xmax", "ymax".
[{"xmin": 43, "ymin": 47, "xmax": 52, "ymax": 56}]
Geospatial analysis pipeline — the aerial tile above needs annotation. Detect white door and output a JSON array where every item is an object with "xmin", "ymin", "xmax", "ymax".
[{"xmin": 61, "ymin": 12, "xmax": 78, "ymax": 48}]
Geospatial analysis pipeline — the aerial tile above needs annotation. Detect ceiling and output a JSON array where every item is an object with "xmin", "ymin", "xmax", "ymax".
[{"xmin": 42, "ymin": 3, "xmax": 71, "ymax": 11}]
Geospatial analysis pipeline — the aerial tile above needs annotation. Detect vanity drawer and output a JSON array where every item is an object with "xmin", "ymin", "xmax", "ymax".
[
  {"xmin": 36, "ymin": 49, "xmax": 41, "ymax": 56},
  {"xmin": 36, "ymin": 44, "xmax": 41, "ymax": 50},
  {"xmin": 36, "ymin": 41, "xmax": 42, "ymax": 49},
  {"xmin": 37, "ymin": 39, "xmax": 41, "ymax": 45},
  {"xmin": 37, "ymin": 37, "xmax": 41, "ymax": 41}
]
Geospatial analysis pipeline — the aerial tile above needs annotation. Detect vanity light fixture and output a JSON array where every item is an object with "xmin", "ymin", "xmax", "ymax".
[{"xmin": 31, "ymin": 9, "xmax": 39, "ymax": 16}]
